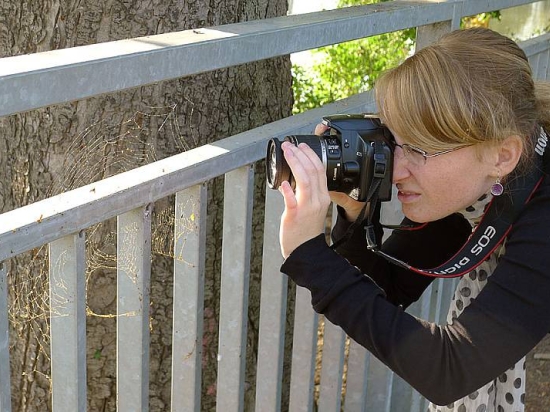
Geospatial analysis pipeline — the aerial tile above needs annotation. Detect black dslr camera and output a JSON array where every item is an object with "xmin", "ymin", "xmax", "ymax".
[{"xmin": 266, "ymin": 114, "xmax": 394, "ymax": 202}]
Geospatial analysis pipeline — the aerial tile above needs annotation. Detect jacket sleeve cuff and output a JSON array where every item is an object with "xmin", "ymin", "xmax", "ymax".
[{"xmin": 281, "ymin": 234, "xmax": 342, "ymax": 280}]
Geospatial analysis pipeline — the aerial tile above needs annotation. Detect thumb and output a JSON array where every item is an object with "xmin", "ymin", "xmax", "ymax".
[{"xmin": 279, "ymin": 181, "xmax": 297, "ymax": 212}]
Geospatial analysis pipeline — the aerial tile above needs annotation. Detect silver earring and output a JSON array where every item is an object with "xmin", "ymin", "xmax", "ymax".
[{"xmin": 491, "ymin": 172, "xmax": 504, "ymax": 196}]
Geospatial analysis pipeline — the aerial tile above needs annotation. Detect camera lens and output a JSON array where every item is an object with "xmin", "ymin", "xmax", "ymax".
[
  {"xmin": 266, "ymin": 138, "xmax": 291, "ymax": 189},
  {"xmin": 265, "ymin": 135, "xmax": 327, "ymax": 190},
  {"xmin": 265, "ymin": 115, "xmax": 394, "ymax": 202}
]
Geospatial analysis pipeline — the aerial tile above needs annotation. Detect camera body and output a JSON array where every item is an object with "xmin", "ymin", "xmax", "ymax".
[{"xmin": 266, "ymin": 114, "xmax": 394, "ymax": 202}]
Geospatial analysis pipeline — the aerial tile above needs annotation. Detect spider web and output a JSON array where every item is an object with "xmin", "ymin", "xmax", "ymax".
[{"xmin": 6, "ymin": 101, "xmax": 204, "ymax": 391}]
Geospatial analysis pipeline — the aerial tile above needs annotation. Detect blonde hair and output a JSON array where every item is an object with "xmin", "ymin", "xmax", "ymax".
[{"xmin": 375, "ymin": 28, "xmax": 550, "ymax": 168}]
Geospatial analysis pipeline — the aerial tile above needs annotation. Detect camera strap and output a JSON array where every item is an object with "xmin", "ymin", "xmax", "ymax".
[
  {"xmin": 330, "ymin": 140, "xmax": 392, "ymax": 250},
  {"xmin": 332, "ymin": 127, "xmax": 549, "ymax": 278}
]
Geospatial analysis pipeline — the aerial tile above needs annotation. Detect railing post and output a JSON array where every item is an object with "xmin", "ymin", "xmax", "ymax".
[
  {"xmin": 366, "ymin": 357, "xmax": 393, "ymax": 412},
  {"xmin": 343, "ymin": 341, "xmax": 370, "ymax": 412},
  {"xmin": 415, "ymin": 0, "xmax": 459, "ymax": 52},
  {"xmin": 535, "ymin": 48, "xmax": 549, "ymax": 79},
  {"xmin": 318, "ymin": 319, "xmax": 346, "ymax": 412},
  {"xmin": 390, "ymin": 285, "xmax": 433, "ymax": 412},
  {"xmin": 117, "ymin": 205, "xmax": 152, "ymax": 412},
  {"xmin": 0, "ymin": 262, "xmax": 11, "ymax": 412},
  {"xmin": 49, "ymin": 232, "xmax": 87, "ymax": 412},
  {"xmin": 318, "ymin": 205, "xmax": 347, "ymax": 412},
  {"xmin": 171, "ymin": 184, "xmax": 207, "ymax": 412},
  {"xmin": 416, "ymin": 19, "xmax": 455, "ymax": 51},
  {"xmin": 254, "ymin": 187, "xmax": 287, "ymax": 412},
  {"xmin": 288, "ymin": 287, "xmax": 318, "ymax": 412},
  {"xmin": 216, "ymin": 165, "xmax": 255, "ymax": 412}
]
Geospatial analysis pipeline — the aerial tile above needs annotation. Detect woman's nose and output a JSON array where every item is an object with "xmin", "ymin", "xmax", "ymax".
[{"xmin": 392, "ymin": 152, "xmax": 411, "ymax": 184}]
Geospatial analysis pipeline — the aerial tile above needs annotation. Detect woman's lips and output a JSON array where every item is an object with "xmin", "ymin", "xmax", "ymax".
[{"xmin": 397, "ymin": 190, "xmax": 420, "ymax": 203}]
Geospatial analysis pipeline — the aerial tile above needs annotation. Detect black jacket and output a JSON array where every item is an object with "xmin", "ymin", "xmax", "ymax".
[{"xmin": 281, "ymin": 174, "xmax": 550, "ymax": 405}]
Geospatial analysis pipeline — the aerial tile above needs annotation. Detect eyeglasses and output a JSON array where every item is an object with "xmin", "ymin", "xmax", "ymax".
[{"xmin": 392, "ymin": 142, "xmax": 469, "ymax": 166}]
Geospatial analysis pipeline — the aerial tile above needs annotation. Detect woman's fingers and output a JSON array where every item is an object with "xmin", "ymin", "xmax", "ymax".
[
  {"xmin": 278, "ymin": 141, "xmax": 331, "ymax": 257},
  {"xmin": 279, "ymin": 138, "xmax": 367, "ymax": 227},
  {"xmin": 314, "ymin": 122, "xmax": 330, "ymax": 136},
  {"xmin": 282, "ymin": 142, "xmax": 325, "ymax": 195},
  {"xmin": 329, "ymin": 191, "xmax": 366, "ymax": 222},
  {"xmin": 297, "ymin": 143, "xmax": 327, "ymax": 190}
]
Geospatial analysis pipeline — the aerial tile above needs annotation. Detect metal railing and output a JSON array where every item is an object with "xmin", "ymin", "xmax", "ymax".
[{"xmin": 0, "ymin": 1, "xmax": 549, "ymax": 411}]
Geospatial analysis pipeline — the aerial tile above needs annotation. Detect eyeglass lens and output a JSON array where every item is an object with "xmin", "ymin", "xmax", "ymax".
[{"xmin": 400, "ymin": 144, "xmax": 426, "ymax": 166}]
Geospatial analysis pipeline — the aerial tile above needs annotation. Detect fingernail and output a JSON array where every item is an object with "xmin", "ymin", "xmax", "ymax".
[{"xmin": 281, "ymin": 142, "xmax": 293, "ymax": 154}]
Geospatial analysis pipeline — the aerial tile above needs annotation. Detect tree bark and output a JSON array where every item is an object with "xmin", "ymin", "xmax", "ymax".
[{"xmin": 0, "ymin": 1, "xmax": 293, "ymax": 410}]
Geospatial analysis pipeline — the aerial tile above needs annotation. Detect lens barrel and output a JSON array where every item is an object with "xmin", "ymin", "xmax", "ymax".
[
  {"xmin": 266, "ymin": 135, "xmax": 327, "ymax": 190},
  {"xmin": 266, "ymin": 138, "xmax": 290, "ymax": 189},
  {"xmin": 265, "ymin": 114, "xmax": 394, "ymax": 202}
]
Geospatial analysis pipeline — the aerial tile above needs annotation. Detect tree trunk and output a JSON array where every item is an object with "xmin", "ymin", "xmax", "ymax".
[{"xmin": 0, "ymin": 1, "xmax": 293, "ymax": 410}]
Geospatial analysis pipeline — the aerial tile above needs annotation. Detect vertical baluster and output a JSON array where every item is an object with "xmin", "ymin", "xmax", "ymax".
[
  {"xmin": 391, "ymin": 285, "xmax": 434, "ymax": 412},
  {"xmin": 0, "ymin": 262, "xmax": 12, "ymax": 412},
  {"xmin": 344, "ymin": 341, "xmax": 370, "ymax": 412},
  {"xmin": 288, "ymin": 287, "xmax": 318, "ymax": 412},
  {"xmin": 49, "ymin": 232, "xmax": 87, "ymax": 412},
  {"xmin": 217, "ymin": 165, "xmax": 254, "ymax": 412},
  {"xmin": 171, "ymin": 184, "xmax": 207, "ymax": 412},
  {"xmin": 365, "ymin": 357, "xmax": 393, "ymax": 412},
  {"xmin": 318, "ymin": 204, "xmax": 346, "ymax": 411},
  {"xmin": 429, "ymin": 278, "xmax": 444, "ymax": 324},
  {"xmin": 430, "ymin": 278, "xmax": 457, "ymax": 325},
  {"xmin": 254, "ymin": 187, "xmax": 287, "ymax": 412},
  {"xmin": 415, "ymin": 1, "xmax": 457, "ymax": 52},
  {"xmin": 538, "ymin": 50, "xmax": 549, "ymax": 80},
  {"xmin": 529, "ymin": 53, "xmax": 541, "ymax": 79},
  {"xmin": 117, "ymin": 205, "xmax": 152, "ymax": 411},
  {"xmin": 441, "ymin": 278, "xmax": 460, "ymax": 325},
  {"xmin": 318, "ymin": 319, "xmax": 346, "ymax": 412}
]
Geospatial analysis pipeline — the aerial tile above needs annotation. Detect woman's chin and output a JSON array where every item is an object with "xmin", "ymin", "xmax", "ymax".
[{"xmin": 401, "ymin": 206, "xmax": 439, "ymax": 224}]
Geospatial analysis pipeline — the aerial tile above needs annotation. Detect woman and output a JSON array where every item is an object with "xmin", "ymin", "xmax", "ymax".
[{"xmin": 277, "ymin": 28, "xmax": 550, "ymax": 411}]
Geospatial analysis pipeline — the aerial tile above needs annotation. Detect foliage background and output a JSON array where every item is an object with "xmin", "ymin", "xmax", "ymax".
[{"xmin": 291, "ymin": 0, "xmax": 503, "ymax": 114}]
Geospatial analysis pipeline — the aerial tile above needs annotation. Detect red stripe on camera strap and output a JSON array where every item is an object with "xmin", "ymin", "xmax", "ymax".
[
  {"xmin": 371, "ymin": 174, "xmax": 544, "ymax": 278},
  {"xmin": 373, "ymin": 129, "xmax": 548, "ymax": 277},
  {"xmin": 332, "ymin": 128, "xmax": 548, "ymax": 278}
]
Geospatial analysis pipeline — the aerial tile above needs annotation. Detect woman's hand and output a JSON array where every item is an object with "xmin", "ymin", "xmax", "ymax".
[
  {"xmin": 328, "ymin": 192, "xmax": 366, "ymax": 222},
  {"xmin": 279, "ymin": 141, "xmax": 331, "ymax": 258},
  {"xmin": 314, "ymin": 122, "xmax": 367, "ymax": 222}
]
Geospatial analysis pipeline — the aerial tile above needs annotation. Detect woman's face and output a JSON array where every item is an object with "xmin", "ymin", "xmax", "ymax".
[{"xmin": 392, "ymin": 136, "xmax": 496, "ymax": 223}]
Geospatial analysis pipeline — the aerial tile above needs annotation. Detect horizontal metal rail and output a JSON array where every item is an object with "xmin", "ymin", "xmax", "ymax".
[
  {"xmin": 522, "ymin": 32, "xmax": 550, "ymax": 55},
  {"xmin": 0, "ymin": 0, "xmax": 538, "ymax": 118},
  {"xmin": 0, "ymin": 92, "xmax": 376, "ymax": 262}
]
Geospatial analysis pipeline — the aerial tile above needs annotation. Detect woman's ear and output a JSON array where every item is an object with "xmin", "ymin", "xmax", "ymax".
[{"xmin": 494, "ymin": 135, "xmax": 523, "ymax": 177}]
